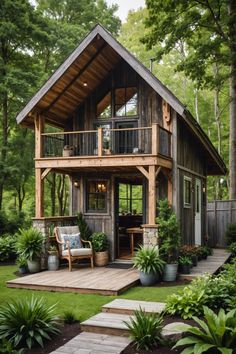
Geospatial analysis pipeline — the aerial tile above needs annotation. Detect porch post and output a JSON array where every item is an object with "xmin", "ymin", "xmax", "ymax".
[
  {"xmin": 35, "ymin": 114, "xmax": 44, "ymax": 218},
  {"xmin": 148, "ymin": 165, "xmax": 156, "ymax": 225}
]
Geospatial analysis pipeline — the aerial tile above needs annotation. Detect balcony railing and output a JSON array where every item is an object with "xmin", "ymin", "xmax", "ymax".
[{"xmin": 41, "ymin": 124, "xmax": 171, "ymax": 159}]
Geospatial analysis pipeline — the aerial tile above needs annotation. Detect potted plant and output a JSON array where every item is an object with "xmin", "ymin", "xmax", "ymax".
[
  {"xmin": 157, "ymin": 200, "xmax": 181, "ymax": 282},
  {"xmin": 178, "ymin": 255, "xmax": 192, "ymax": 274},
  {"xmin": 180, "ymin": 245, "xmax": 198, "ymax": 266},
  {"xmin": 47, "ymin": 245, "xmax": 59, "ymax": 271},
  {"xmin": 91, "ymin": 232, "xmax": 109, "ymax": 266},
  {"xmin": 16, "ymin": 255, "xmax": 28, "ymax": 274},
  {"xmin": 133, "ymin": 246, "xmax": 165, "ymax": 286},
  {"xmin": 16, "ymin": 228, "xmax": 44, "ymax": 273}
]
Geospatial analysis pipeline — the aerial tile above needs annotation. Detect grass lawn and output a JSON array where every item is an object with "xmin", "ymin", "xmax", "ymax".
[{"xmin": 1, "ymin": 265, "xmax": 185, "ymax": 321}]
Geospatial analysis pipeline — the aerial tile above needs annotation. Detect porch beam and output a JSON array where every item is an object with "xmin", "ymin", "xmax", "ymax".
[
  {"xmin": 148, "ymin": 165, "xmax": 156, "ymax": 225},
  {"xmin": 137, "ymin": 166, "xmax": 149, "ymax": 180},
  {"xmin": 41, "ymin": 168, "xmax": 52, "ymax": 180}
]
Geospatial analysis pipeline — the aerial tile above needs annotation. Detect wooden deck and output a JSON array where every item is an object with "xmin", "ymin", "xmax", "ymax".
[{"xmin": 7, "ymin": 266, "xmax": 139, "ymax": 296}]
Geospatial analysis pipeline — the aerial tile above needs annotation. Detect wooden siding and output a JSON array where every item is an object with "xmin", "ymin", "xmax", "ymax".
[{"xmin": 207, "ymin": 200, "xmax": 236, "ymax": 247}]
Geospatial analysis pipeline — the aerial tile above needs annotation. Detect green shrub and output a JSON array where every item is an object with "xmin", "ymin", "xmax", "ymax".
[
  {"xmin": 0, "ymin": 235, "xmax": 17, "ymax": 262},
  {"xmin": 16, "ymin": 228, "xmax": 44, "ymax": 261},
  {"xmin": 16, "ymin": 255, "xmax": 27, "ymax": 268},
  {"xmin": 63, "ymin": 310, "xmax": 77, "ymax": 324},
  {"xmin": 0, "ymin": 296, "xmax": 60, "ymax": 349},
  {"xmin": 133, "ymin": 246, "xmax": 165, "ymax": 275},
  {"xmin": 173, "ymin": 306, "xmax": 236, "ymax": 353},
  {"xmin": 124, "ymin": 308, "xmax": 164, "ymax": 350},
  {"xmin": 0, "ymin": 211, "xmax": 30, "ymax": 236},
  {"xmin": 178, "ymin": 256, "xmax": 192, "ymax": 265},
  {"xmin": 0, "ymin": 339, "xmax": 23, "ymax": 353},
  {"xmin": 225, "ymin": 223, "xmax": 236, "ymax": 245},
  {"xmin": 229, "ymin": 242, "xmax": 236, "ymax": 256},
  {"xmin": 91, "ymin": 232, "xmax": 108, "ymax": 252}
]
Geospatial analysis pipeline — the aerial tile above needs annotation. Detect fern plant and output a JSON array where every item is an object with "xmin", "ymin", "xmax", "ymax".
[
  {"xmin": 173, "ymin": 306, "xmax": 236, "ymax": 353},
  {"xmin": 124, "ymin": 308, "xmax": 165, "ymax": 350},
  {"xmin": 0, "ymin": 296, "xmax": 60, "ymax": 349}
]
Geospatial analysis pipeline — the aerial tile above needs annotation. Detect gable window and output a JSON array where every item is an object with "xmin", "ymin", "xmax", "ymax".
[
  {"xmin": 184, "ymin": 176, "xmax": 191, "ymax": 207},
  {"xmin": 114, "ymin": 87, "xmax": 137, "ymax": 117},
  {"xmin": 97, "ymin": 91, "xmax": 111, "ymax": 119},
  {"xmin": 86, "ymin": 180, "xmax": 107, "ymax": 213}
]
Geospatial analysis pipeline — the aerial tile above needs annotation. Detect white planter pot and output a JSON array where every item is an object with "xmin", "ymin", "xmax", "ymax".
[{"xmin": 48, "ymin": 253, "xmax": 59, "ymax": 271}]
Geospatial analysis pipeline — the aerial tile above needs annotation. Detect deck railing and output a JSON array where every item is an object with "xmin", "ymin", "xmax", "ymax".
[{"xmin": 41, "ymin": 124, "xmax": 171, "ymax": 158}]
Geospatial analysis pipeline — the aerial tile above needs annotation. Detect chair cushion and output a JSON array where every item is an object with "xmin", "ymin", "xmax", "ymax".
[
  {"xmin": 61, "ymin": 233, "xmax": 82, "ymax": 251},
  {"xmin": 57, "ymin": 226, "xmax": 80, "ymax": 240},
  {"xmin": 62, "ymin": 248, "xmax": 92, "ymax": 257}
]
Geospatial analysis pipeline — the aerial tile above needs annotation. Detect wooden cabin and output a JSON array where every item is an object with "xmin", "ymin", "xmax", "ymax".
[{"xmin": 16, "ymin": 24, "xmax": 226, "ymax": 260}]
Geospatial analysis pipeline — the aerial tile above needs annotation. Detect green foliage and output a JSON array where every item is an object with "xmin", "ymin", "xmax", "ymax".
[
  {"xmin": 63, "ymin": 310, "xmax": 77, "ymax": 324},
  {"xmin": 228, "ymin": 242, "xmax": 236, "ymax": 257},
  {"xmin": 91, "ymin": 232, "xmax": 108, "ymax": 252},
  {"xmin": 178, "ymin": 256, "xmax": 192, "ymax": 266},
  {"xmin": 0, "ymin": 235, "xmax": 16, "ymax": 262},
  {"xmin": 77, "ymin": 213, "xmax": 91, "ymax": 241},
  {"xmin": 124, "ymin": 308, "xmax": 164, "ymax": 350},
  {"xmin": 133, "ymin": 246, "xmax": 165, "ymax": 275},
  {"xmin": 16, "ymin": 228, "xmax": 44, "ymax": 261},
  {"xmin": 16, "ymin": 255, "xmax": 27, "ymax": 268},
  {"xmin": 225, "ymin": 223, "xmax": 236, "ymax": 245},
  {"xmin": 156, "ymin": 200, "xmax": 181, "ymax": 263},
  {"xmin": 0, "ymin": 212, "xmax": 29, "ymax": 236},
  {"xmin": 173, "ymin": 306, "xmax": 236, "ymax": 353},
  {"xmin": 0, "ymin": 339, "xmax": 24, "ymax": 353},
  {"xmin": 0, "ymin": 296, "xmax": 60, "ymax": 349}
]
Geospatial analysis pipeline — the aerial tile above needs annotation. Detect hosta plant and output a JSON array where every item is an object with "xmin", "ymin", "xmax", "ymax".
[
  {"xmin": 124, "ymin": 307, "xmax": 165, "ymax": 350},
  {"xmin": 133, "ymin": 246, "xmax": 165, "ymax": 275},
  {"xmin": 0, "ymin": 296, "xmax": 60, "ymax": 349},
  {"xmin": 173, "ymin": 306, "xmax": 236, "ymax": 353}
]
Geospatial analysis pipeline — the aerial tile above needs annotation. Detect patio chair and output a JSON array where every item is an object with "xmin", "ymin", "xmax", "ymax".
[{"xmin": 54, "ymin": 225, "xmax": 93, "ymax": 271}]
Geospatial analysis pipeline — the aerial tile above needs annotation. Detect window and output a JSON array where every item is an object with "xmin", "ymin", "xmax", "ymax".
[
  {"xmin": 119, "ymin": 183, "xmax": 142, "ymax": 215},
  {"xmin": 86, "ymin": 180, "xmax": 107, "ymax": 213},
  {"xmin": 97, "ymin": 92, "xmax": 111, "ymax": 119},
  {"xmin": 114, "ymin": 87, "xmax": 138, "ymax": 117},
  {"xmin": 184, "ymin": 177, "xmax": 191, "ymax": 207}
]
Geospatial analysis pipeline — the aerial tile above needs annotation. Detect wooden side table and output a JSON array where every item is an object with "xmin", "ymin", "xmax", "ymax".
[{"xmin": 126, "ymin": 227, "xmax": 143, "ymax": 257}]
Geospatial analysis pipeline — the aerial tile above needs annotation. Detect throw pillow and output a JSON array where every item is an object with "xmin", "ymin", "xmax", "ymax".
[{"xmin": 61, "ymin": 233, "xmax": 82, "ymax": 251}]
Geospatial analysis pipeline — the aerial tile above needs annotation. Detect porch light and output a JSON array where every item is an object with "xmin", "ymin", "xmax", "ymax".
[
  {"xmin": 74, "ymin": 180, "xmax": 80, "ymax": 188},
  {"xmin": 97, "ymin": 183, "xmax": 106, "ymax": 192},
  {"xmin": 83, "ymin": 81, "xmax": 88, "ymax": 87}
]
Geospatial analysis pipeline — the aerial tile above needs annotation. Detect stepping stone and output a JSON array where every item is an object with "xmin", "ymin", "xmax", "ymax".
[
  {"xmin": 50, "ymin": 332, "xmax": 131, "ymax": 354},
  {"xmin": 162, "ymin": 322, "xmax": 186, "ymax": 341},
  {"xmin": 102, "ymin": 299, "xmax": 166, "ymax": 315}
]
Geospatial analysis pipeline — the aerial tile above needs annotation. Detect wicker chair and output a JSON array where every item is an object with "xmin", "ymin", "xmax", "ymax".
[{"xmin": 54, "ymin": 226, "xmax": 93, "ymax": 271}]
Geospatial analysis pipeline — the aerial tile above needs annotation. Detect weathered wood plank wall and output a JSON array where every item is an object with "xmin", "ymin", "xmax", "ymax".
[{"xmin": 207, "ymin": 200, "xmax": 236, "ymax": 247}]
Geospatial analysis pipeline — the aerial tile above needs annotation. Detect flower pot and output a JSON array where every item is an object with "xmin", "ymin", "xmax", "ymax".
[
  {"xmin": 163, "ymin": 263, "xmax": 178, "ymax": 282},
  {"xmin": 18, "ymin": 266, "xmax": 27, "ymax": 274},
  {"xmin": 139, "ymin": 271, "xmax": 159, "ymax": 286},
  {"xmin": 27, "ymin": 259, "xmax": 41, "ymax": 273},
  {"xmin": 94, "ymin": 251, "xmax": 109, "ymax": 267},
  {"xmin": 48, "ymin": 253, "xmax": 59, "ymax": 271},
  {"xmin": 191, "ymin": 255, "xmax": 198, "ymax": 266},
  {"xmin": 179, "ymin": 264, "xmax": 191, "ymax": 274}
]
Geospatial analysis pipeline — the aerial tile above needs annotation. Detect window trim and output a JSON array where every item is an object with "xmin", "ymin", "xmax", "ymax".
[{"xmin": 184, "ymin": 176, "xmax": 192, "ymax": 208}]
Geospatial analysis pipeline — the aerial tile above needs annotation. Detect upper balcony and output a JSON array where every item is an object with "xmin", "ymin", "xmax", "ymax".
[{"xmin": 35, "ymin": 124, "xmax": 172, "ymax": 170}]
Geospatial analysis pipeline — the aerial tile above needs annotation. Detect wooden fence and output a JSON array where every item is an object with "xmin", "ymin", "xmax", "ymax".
[{"xmin": 207, "ymin": 200, "xmax": 236, "ymax": 247}]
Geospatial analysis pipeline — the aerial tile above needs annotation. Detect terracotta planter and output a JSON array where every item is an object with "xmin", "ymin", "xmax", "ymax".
[{"xmin": 94, "ymin": 251, "xmax": 109, "ymax": 266}]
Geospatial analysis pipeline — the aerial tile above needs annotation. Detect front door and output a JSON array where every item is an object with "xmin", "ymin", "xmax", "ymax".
[
  {"xmin": 115, "ymin": 122, "xmax": 137, "ymax": 154},
  {"xmin": 194, "ymin": 178, "xmax": 202, "ymax": 245}
]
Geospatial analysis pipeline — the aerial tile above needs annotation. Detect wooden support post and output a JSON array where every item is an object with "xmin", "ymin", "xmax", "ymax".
[
  {"xmin": 151, "ymin": 123, "xmax": 158, "ymax": 155},
  {"xmin": 168, "ymin": 176, "xmax": 173, "ymax": 206},
  {"xmin": 35, "ymin": 168, "xmax": 44, "ymax": 218},
  {"xmin": 97, "ymin": 127, "xmax": 103, "ymax": 157},
  {"xmin": 34, "ymin": 114, "xmax": 44, "ymax": 158},
  {"xmin": 148, "ymin": 165, "xmax": 156, "ymax": 225}
]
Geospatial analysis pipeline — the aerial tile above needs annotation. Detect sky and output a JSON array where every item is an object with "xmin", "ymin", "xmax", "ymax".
[{"xmin": 106, "ymin": 0, "xmax": 146, "ymax": 22}]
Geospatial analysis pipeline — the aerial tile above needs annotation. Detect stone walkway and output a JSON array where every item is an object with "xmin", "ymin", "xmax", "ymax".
[{"xmin": 51, "ymin": 299, "xmax": 183, "ymax": 354}]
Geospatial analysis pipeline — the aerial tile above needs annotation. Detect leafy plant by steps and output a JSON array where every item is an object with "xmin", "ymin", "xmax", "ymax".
[
  {"xmin": 173, "ymin": 306, "xmax": 236, "ymax": 353},
  {"xmin": 133, "ymin": 246, "xmax": 166, "ymax": 275},
  {"xmin": 124, "ymin": 307, "xmax": 165, "ymax": 350}
]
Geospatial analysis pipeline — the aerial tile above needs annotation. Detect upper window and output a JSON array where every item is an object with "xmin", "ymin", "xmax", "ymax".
[
  {"xmin": 114, "ymin": 87, "xmax": 138, "ymax": 117},
  {"xmin": 184, "ymin": 176, "xmax": 191, "ymax": 207},
  {"xmin": 86, "ymin": 180, "xmax": 107, "ymax": 213},
  {"xmin": 97, "ymin": 92, "xmax": 111, "ymax": 119}
]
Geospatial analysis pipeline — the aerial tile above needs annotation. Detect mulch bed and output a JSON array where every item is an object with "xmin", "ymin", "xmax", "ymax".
[{"xmin": 24, "ymin": 322, "xmax": 81, "ymax": 354}]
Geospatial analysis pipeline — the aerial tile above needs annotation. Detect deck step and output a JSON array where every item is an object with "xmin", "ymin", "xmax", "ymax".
[
  {"xmin": 50, "ymin": 332, "xmax": 132, "ymax": 354},
  {"xmin": 81, "ymin": 312, "xmax": 185, "ymax": 340},
  {"xmin": 102, "ymin": 299, "xmax": 166, "ymax": 315}
]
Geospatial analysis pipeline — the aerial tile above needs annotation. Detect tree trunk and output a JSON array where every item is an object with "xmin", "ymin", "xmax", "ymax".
[
  {"xmin": 0, "ymin": 94, "xmax": 8, "ymax": 209},
  {"xmin": 51, "ymin": 173, "xmax": 56, "ymax": 216},
  {"xmin": 228, "ymin": 0, "xmax": 236, "ymax": 199},
  {"xmin": 195, "ymin": 89, "xmax": 200, "ymax": 123}
]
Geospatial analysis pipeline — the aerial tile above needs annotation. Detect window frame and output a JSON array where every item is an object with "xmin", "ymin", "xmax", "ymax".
[
  {"xmin": 86, "ymin": 179, "xmax": 108, "ymax": 214},
  {"xmin": 184, "ymin": 176, "xmax": 192, "ymax": 208}
]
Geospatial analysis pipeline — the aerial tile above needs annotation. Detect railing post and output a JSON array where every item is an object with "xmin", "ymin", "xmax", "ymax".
[
  {"xmin": 152, "ymin": 123, "xmax": 159, "ymax": 155},
  {"xmin": 98, "ymin": 127, "xmax": 103, "ymax": 156}
]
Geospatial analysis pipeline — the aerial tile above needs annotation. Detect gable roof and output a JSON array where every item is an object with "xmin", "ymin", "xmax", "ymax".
[{"xmin": 16, "ymin": 23, "xmax": 226, "ymax": 175}]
